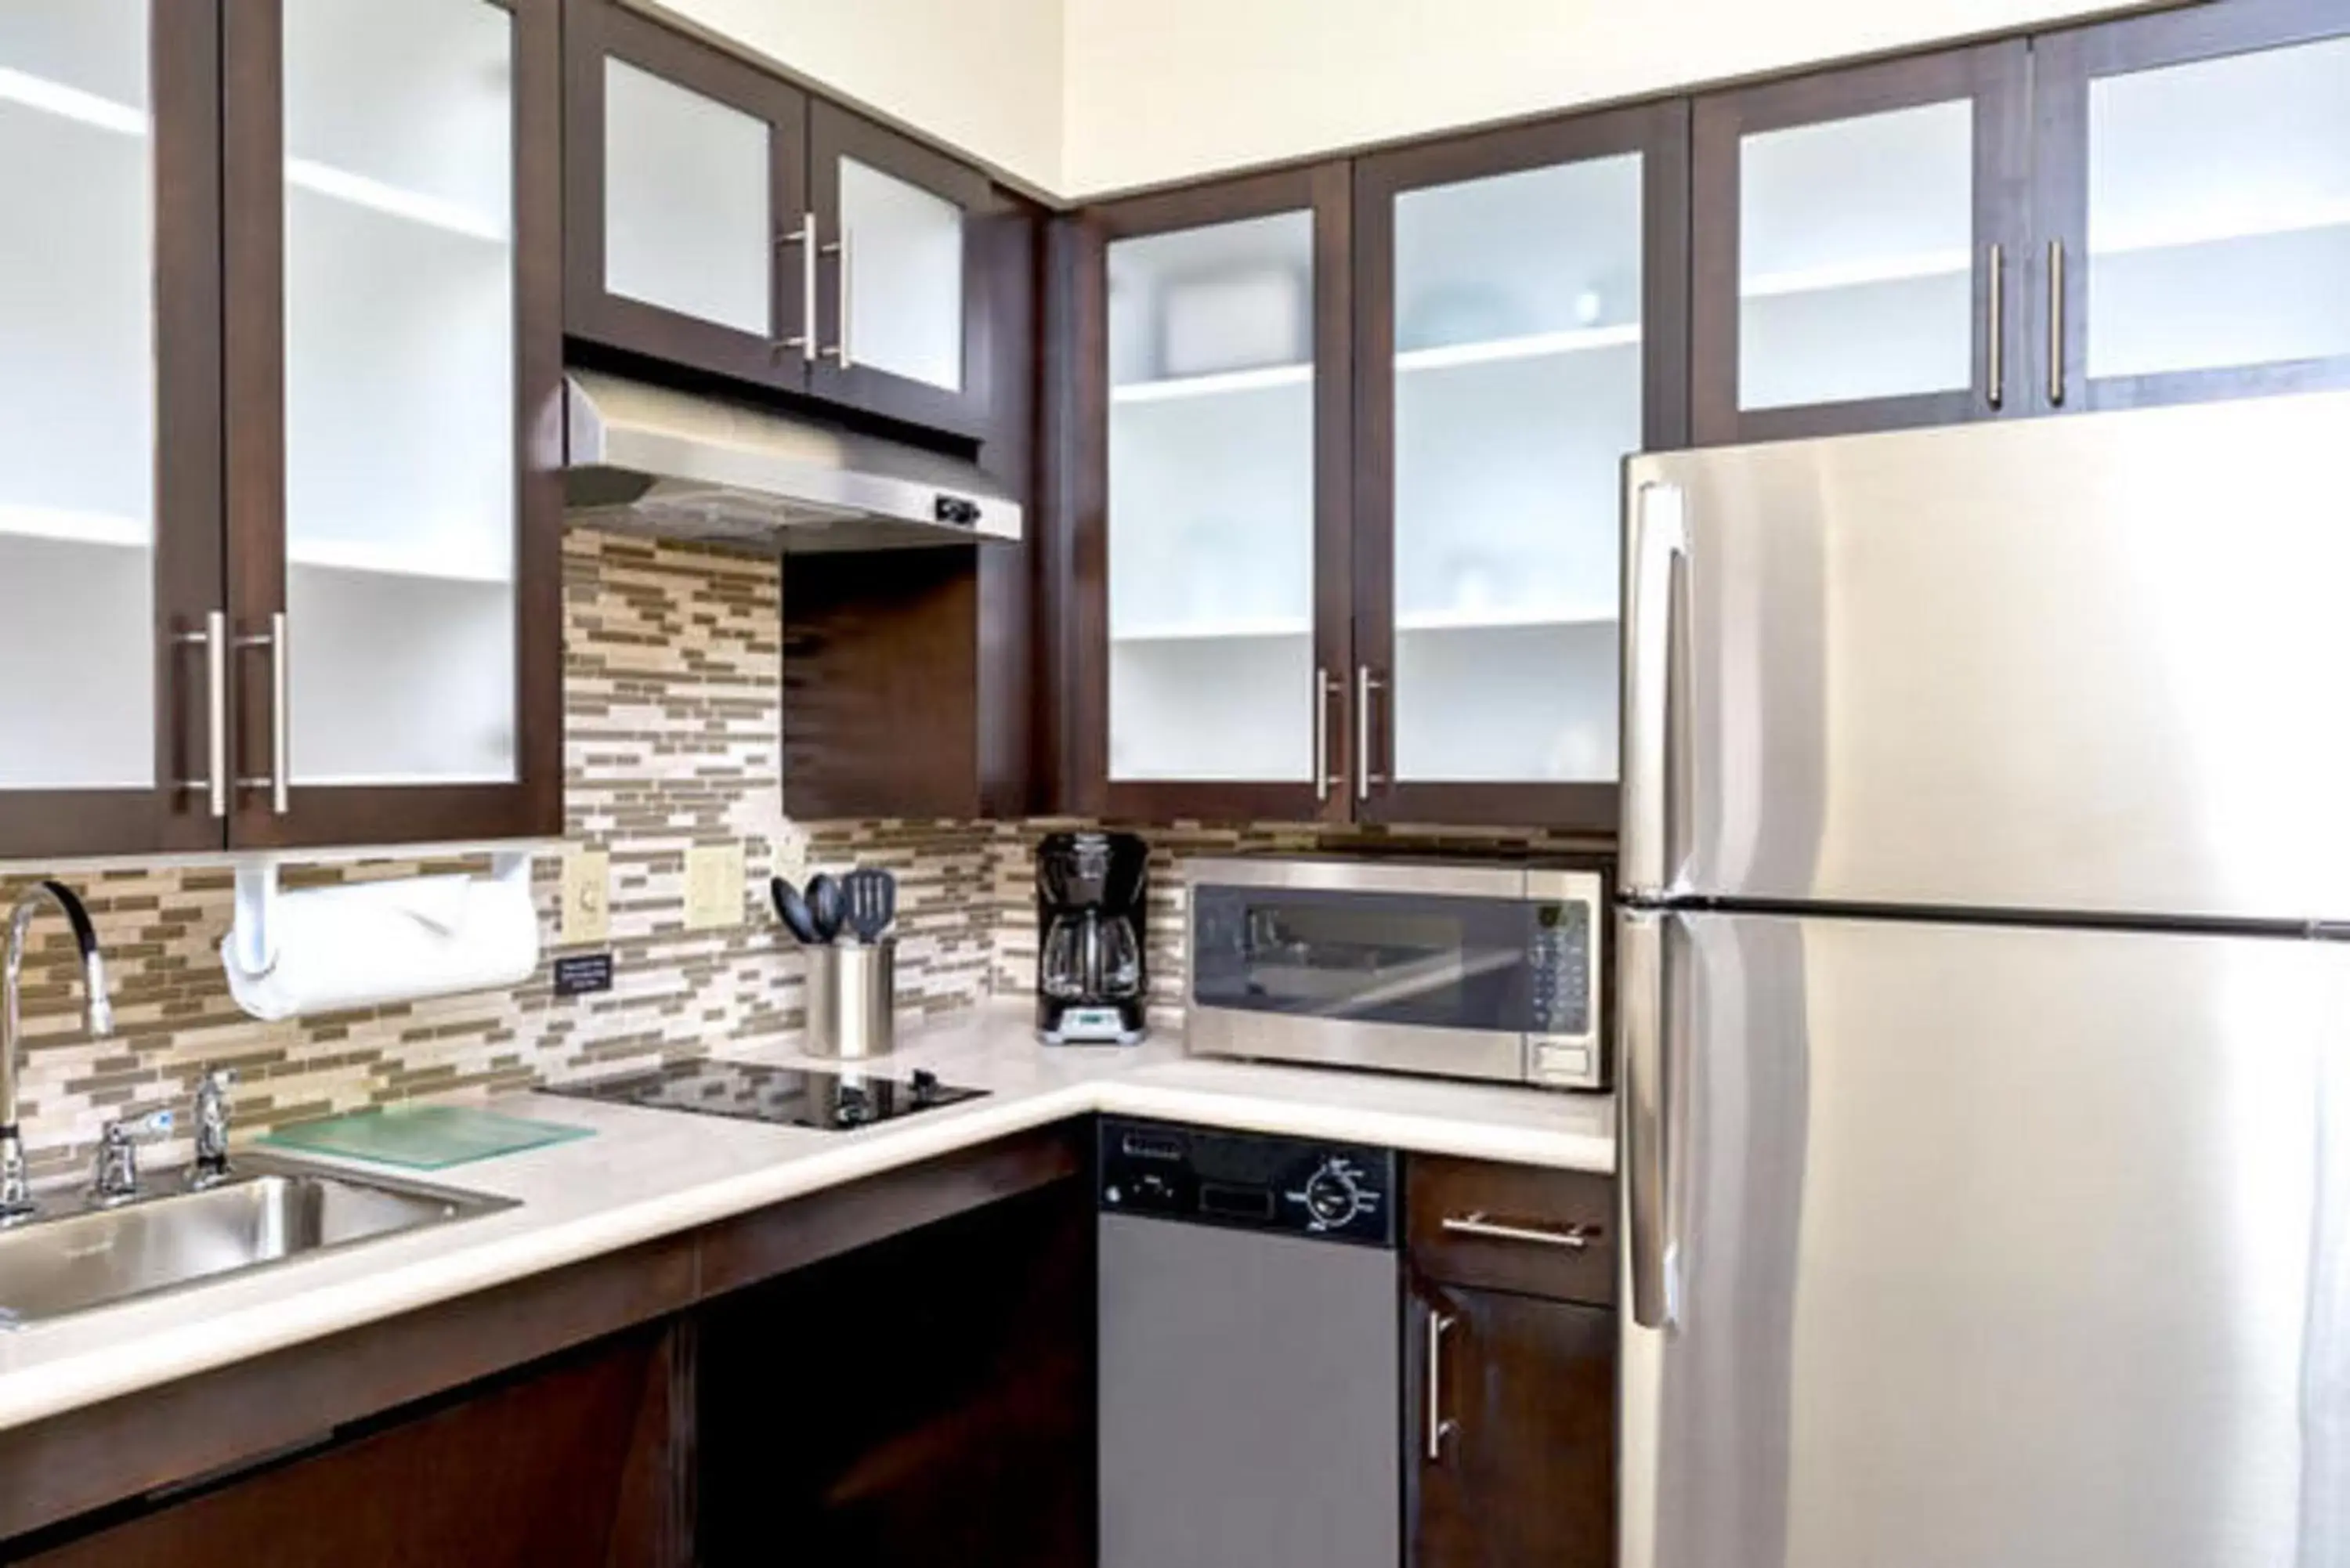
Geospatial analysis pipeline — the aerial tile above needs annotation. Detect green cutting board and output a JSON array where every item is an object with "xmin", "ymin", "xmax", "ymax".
[{"xmin": 261, "ymin": 1104, "xmax": 592, "ymax": 1170}]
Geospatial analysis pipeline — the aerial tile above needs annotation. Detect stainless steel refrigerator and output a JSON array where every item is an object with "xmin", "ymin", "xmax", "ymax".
[{"xmin": 1616, "ymin": 391, "xmax": 2350, "ymax": 1568}]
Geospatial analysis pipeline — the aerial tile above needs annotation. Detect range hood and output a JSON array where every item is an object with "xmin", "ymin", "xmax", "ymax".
[{"xmin": 562, "ymin": 370, "xmax": 1021, "ymax": 552}]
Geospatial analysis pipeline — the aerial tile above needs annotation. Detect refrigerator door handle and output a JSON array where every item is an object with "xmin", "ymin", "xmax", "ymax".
[
  {"xmin": 1621, "ymin": 907, "xmax": 1679, "ymax": 1329},
  {"xmin": 1622, "ymin": 481, "xmax": 1687, "ymax": 898}
]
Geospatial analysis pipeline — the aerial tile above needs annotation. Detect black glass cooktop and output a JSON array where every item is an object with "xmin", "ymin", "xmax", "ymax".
[{"xmin": 541, "ymin": 1060, "xmax": 986, "ymax": 1131}]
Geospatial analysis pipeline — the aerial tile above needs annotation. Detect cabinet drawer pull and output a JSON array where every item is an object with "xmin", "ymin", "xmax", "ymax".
[
  {"xmin": 175, "ymin": 611, "xmax": 229, "ymax": 819},
  {"xmin": 1354, "ymin": 665, "xmax": 1385, "ymax": 802},
  {"xmin": 1441, "ymin": 1212, "xmax": 1600, "ymax": 1251},
  {"xmin": 1985, "ymin": 242, "xmax": 2005, "ymax": 411},
  {"xmin": 2047, "ymin": 238, "xmax": 2066, "ymax": 408},
  {"xmin": 1314, "ymin": 667, "xmax": 1340, "ymax": 802},
  {"xmin": 778, "ymin": 211, "xmax": 818, "ymax": 365},
  {"xmin": 1424, "ymin": 1309, "xmax": 1459, "ymax": 1462}
]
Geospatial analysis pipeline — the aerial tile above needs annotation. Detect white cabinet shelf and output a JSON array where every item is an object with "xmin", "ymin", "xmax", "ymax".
[
  {"xmin": 1742, "ymin": 250, "xmax": 1971, "ymax": 299},
  {"xmin": 1112, "ymin": 616, "xmax": 1311, "ymax": 644},
  {"xmin": 1111, "ymin": 362, "xmax": 1312, "ymax": 405},
  {"xmin": 285, "ymin": 157, "xmax": 508, "ymax": 244},
  {"xmin": 0, "ymin": 505, "xmax": 146, "ymax": 550},
  {"xmin": 290, "ymin": 538, "xmax": 512, "ymax": 584},
  {"xmin": 1396, "ymin": 604, "xmax": 1618, "ymax": 633},
  {"xmin": 1395, "ymin": 323, "xmax": 1641, "ymax": 373}
]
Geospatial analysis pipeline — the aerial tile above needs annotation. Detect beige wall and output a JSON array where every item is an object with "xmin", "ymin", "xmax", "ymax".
[
  {"xmin": 629, "ymin": 0, "xmax": 1068, "ymax": 194},
  {"xmin": 1059, "ymin": 0, "xmax": 2160, "ymax": 197}
]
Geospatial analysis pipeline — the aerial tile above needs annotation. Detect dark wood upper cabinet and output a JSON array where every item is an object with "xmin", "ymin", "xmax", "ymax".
[
  {"xmin": 0, "ymin": 1, "xmax": 225, "ymax": 861},
  {"xmin": 220, "ymin": 0, "xmax": 564, "ymax": 850},
  {"xmin": 0, "ymin": 0, "xmax": 562, "ymax": 862},
  {"xmin": 1690, "ymin": 42, "xmax": 2031, "ymax": 444},
  {"xmin": 1352, "ymin": 103, "xmax": 1687, "ymax": 833},
  {"xmin": 565, "ymin": 1, "xmax": 1001, "ymax": 441},
  {"xmin": 1061, "ymin": 164, "xmax": 1356, "ymax": 825},
  {"xmin": 1408, "ymin": 1284, "xmax": 1615, "ymax": 1568},
  {"xmin": 2034, "ymin": 0, "xmax": 2350, "ymax": 414}
]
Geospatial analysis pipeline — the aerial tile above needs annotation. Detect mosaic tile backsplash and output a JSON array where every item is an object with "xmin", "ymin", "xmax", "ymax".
[{"xmin": 3, "ymin": 529, "xmax": 1610, "ymax": 1182}]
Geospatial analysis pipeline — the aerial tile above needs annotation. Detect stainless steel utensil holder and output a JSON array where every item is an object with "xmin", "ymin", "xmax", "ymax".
[{"xmin": 806, "ymin": 940, "xmax": 895, "ymax": 1059}]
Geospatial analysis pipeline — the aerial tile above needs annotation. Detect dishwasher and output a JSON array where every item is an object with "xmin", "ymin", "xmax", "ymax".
[{"xmin": 1098, "ymin": 1117, "xmax": 1400, "ymax": 1568}]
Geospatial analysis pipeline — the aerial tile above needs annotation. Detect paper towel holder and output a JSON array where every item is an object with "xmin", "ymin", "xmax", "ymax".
[{"xmin": 228, "ymin": 850, "xmax": 538, "ymax": 981}]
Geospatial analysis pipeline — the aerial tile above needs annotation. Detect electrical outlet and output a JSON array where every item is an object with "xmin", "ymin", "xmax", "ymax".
[
  {"xmin": 685, "ymin": 842, "xmax": 746, "ymax": 932},
  {"xmin": 560, "ymin": 849, "xmax": 610, "ymax": 947}
]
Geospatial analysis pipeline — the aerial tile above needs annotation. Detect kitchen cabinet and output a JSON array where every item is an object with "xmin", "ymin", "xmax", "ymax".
[
  {"xmin": 1408, "ymin": 1285, "xmax": 1615, "ymax": 1568},
  {"xmin": 1405, "ymin": 1154, "xmax": 1616, "ymax": 1568},
  {"xmin": 1690, "ymin": 42, "xmax": 2032, "ymax": 443},
  {"xmin": 1060, "ymin": 110, "xmax": 1683, "ymax": 830},
  {"xmin": 0, "ymin": 0, "xmax": 562, "ymax": 862},
  {"xmin": 2034, "ymin": 0, "xmax": 2350, "ymax": 411},
  {"xmin": 1061, "ymin": 164, "xmax": 1355, "ymax": 824},
  {"xmin": 1353, "ymin": 104, "xmax": 1687, "ymax": 832},
  {"xmin": 565, "ymin": 0, "xmax": 1005, "ymax": 441}
]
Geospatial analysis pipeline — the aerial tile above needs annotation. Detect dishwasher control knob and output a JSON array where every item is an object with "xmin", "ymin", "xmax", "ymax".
[{"xmin": 1301, "ymin": 1162, "xmax": 1365, "ymax": 1228}]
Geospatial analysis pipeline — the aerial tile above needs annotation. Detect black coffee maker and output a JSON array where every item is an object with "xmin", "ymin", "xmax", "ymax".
[{"xmin": 1036, "ymin": 831, "xmax": 1150, "ymax": 1045}]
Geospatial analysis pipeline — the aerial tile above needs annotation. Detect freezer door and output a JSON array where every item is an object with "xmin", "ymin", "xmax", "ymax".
[
  {"xmin": 1619, "ymin": 909, "xmax": 2350, "ymax": 1568},
  {"xmin": 1622, "ymin": 390, "xmax": 2350, "ymax": 919}
]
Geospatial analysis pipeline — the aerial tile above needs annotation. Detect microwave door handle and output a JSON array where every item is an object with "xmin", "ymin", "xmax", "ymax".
[
  {"xmin": 1622, "ymin": 907, "xmax": 1680, "ymax": 1329},
  {"xmin": 1622, "ymin": 480, "xmax": 1687, "ymax": 900}
]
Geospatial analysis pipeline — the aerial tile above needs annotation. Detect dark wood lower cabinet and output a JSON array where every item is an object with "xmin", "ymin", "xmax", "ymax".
[
  {"xmin": 14, "ymin": 1330, "xmax": 677, "ymax": 1568},
  {"xmin": 1409, "ymin": 1283, "xmax": 1616, "ymax": 1568},
  {"xmin": 697, "ymin": 1179, "xmax": 1094, "ymax": 1568}
]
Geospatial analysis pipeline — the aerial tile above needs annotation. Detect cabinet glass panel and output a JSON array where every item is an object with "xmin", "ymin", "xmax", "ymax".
[
  {"xmin": 603, "ymin": 57, "xmax": 770, "ymax": 335},
  {"xmin": 840, "ymin": 156, "xmax": 963, "ymax": 391},
  {"xmin": 2087, "ymin": 35, "xmax": 2350, "ymax": 381},
  {"xmin": 1738, "ymin": 99, "xmax": 1974, "ymax": 410},
  {"xmin": 283, "ymin": 0, "xmax": 515, "ymax": 785},
  {"xmin": 0, "ymin": 0, "xmax": 154, "ymax": 789},
  {"xmin": 1107, "ymin": 211, "xmax": 1316, "ymax": 783},
  {"xmin": 1390, "ymin": 154, "xmax": 1640, "ymax": 785}
]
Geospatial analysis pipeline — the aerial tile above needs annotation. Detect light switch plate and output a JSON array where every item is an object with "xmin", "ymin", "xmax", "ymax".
[
  {"xmin": 685, "ymin": 842, "xmax": 745, "ymax": 932},
  {"xmin": 560, "ymin": 849, "xmax": 610, "ymax": 947}
]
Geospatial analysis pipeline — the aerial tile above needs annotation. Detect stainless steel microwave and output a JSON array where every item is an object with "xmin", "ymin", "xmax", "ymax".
[{"xmin": 1183, "ymin": 858, "xmax": 1608, "ymax": 1091}]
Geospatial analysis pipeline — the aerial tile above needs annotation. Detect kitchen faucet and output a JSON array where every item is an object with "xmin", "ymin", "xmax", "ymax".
[{"xmin": 0, "ymin": 881, "xmax": 114, "ymax": 1223}]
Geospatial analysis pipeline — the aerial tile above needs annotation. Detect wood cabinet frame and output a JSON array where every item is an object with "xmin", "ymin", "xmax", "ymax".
[
  {"xmin": 561, "ymin": 0, "xmax": 811, "ymax": 395},
  {"xmin": 1690, "ymin": 42, "xmax": 2032, "ymax": 445},
  {"xmin": 1352, "ymin": 101, "xmax": 1690, "ymax": 833},
  {"xmin": 1063, "ymin": 163, "xmax": 1355, "ymax": 824},
  {"xmin": 2034, "ymin": 0, "xmax": 2350, "ymax": 414},
  {"xmin": 219, "ymin": 0, "xmax": 563, "ymax": 849}
]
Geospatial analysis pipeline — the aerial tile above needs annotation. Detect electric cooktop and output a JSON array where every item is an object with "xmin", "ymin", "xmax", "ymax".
[{"xmin": 540, "ymin": 1060, "xmax": 986, "ymax": 1131}]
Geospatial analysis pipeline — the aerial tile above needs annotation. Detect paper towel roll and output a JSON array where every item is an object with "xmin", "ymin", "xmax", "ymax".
[{"xmin": 223, "ymin": 870, "xmax": 540, "ymax": 1022}]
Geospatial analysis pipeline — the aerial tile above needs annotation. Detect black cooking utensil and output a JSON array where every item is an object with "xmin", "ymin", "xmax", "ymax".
[
  {"xmin": 770, "ymin": 878, "xmax": 821, "ymax": 945},
  {"xmin": 805, "ymin": 873, "xmax": 845, "ymax": 944},
  {"xmin": 842, "ymin": 867, "xmax": 897, "ymax": 944}
]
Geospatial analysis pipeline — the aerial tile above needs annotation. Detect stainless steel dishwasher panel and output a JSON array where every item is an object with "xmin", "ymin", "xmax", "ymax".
[{"xmin": 1100, "ymin": 1212, "xmax": 1402, "ymax": 1568}]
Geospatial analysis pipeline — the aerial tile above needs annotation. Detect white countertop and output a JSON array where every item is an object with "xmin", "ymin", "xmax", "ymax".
[{"xmin": 0, "ymin": 1003, "xmax": 1613, "ymax": 1434}]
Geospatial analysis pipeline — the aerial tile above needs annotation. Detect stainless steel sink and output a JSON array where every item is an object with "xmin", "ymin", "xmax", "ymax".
[{"xmin": 0, "ymin": 1156, "xmax": 515, "ymax": 1329}]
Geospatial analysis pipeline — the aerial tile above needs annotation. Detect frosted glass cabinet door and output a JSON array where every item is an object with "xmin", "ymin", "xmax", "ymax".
[
  {"xmin": 1352, "ymin": 106, "xmax": 1685, "ymax": 830},
  {"xmin": 1093, "ymin": 168, "xmax": 1350, "ymax": 818},
  {"xmin": 1692, "ymin": 45, "xmax": 2028, "ymax": 443},
  {"xmin": 563, "ymin": 0, "xmax": 810, "ymax": 394},
  {"xmin": 0, "ymin": 0, "xmax": 222, "ymax": 855},
  {"xmin": 808, "ymin": 103, "xmax": 994, "ymax": 437},
  {"xmin": 2039, "ymin": 9, "xmax": 2350, "ymax": 408},
  {"xmin": 224, "ymin": 0, "xmax": 562, "ymax": 847}
]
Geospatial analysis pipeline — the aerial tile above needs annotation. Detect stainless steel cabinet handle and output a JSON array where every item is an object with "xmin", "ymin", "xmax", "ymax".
[
  {"xmin": 1985, "ymin": 242, "xmax": 2005, "ymax": 411},
  {"xmin": 778, "ymin": 211, "xmax": 818, "ymax": 364},
  {"xmin": 1354, "ymin": 666, "xmax": 1385, "ymax": 803},
  {"xmin": 1314, "ymin": 667, "xmax": 1340, "ymax": 803},
  {"xmin": 1622, "ymin": 909, "xmax": 1679, "ymax": 1329},
  {"xmin": 1424, "ymin": 1309, "xmax": 1459, "ymax": 1462},
  {"xmin": 2047, "ymin": 238, "xmax": 2067, "ymax": 407},
  {"xmin": 236, "ymin": 612, "xmax": 289, "ymax": 816},
  {"xmin": 820, "ymin": 227, "xmax": 855, "ymax": 368},
  {"xmin": 1621, "ymin": 483, "xmax": 1687, "ymax": 897},
  {"xmin": 175, "ymin": 611, "xmax": 228, "ymax": 819},
  {"xmin": 1441, "ymin": 1212, "xmax": 1600, "ymax": 1251}
]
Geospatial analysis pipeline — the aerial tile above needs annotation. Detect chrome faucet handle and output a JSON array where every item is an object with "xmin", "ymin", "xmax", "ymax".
[
  {"xmin": 190, "ymin": 1068, "xmax": 236, "ymax": 1188},
  {"xmin": 92, "ymin": 1109, "xmax": 172, "ymax": 1204}
]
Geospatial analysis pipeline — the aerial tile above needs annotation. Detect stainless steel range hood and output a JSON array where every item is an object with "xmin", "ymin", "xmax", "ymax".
[{"xmin": 562, "ymin": 370, "xmax": 1021, "ymax": 552}]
